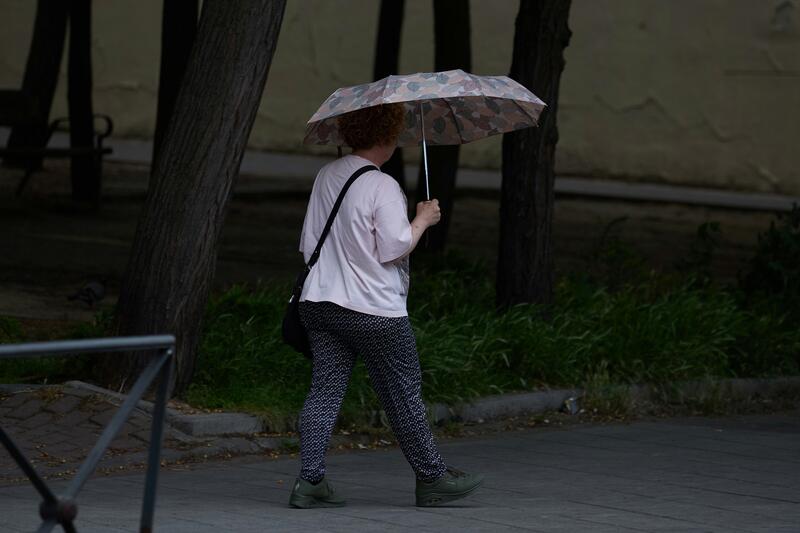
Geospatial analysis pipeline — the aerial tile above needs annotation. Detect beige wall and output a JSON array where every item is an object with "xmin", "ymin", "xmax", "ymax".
[{"xmin": 1, "ymin": 0, "xmax": 799, "ymax": 194}]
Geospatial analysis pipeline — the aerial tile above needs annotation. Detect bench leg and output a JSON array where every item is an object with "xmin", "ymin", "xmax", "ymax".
[{"xmin": 15, "ymin": 167, "xmax": 37, "ymax": 197}]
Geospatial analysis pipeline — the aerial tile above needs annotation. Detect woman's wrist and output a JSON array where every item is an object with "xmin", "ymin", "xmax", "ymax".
[{"xmin": 411, "ymin": 217, "xmax": 428, "ymax": 231}]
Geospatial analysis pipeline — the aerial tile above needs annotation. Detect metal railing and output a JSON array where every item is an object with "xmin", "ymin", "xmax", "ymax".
[{"xmin": 0, "ymin": 335, "xmax": 175, "ymax": 533}]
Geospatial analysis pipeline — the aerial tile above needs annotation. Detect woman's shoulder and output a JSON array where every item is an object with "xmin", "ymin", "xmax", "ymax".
[
  {"xmin": 371, "ymin": 171, "xmax": 406, "ymax": 208},
  {"xmin": 317, "ymin": 156, "xmax": 402, "ymax": 202},
  {"xmin": 369, "ymin": 168, "xmax": 398, "ymax": 189},
  {"xmin": 318, "ymin": 155, "xmax": 382, "ymax": 179}
]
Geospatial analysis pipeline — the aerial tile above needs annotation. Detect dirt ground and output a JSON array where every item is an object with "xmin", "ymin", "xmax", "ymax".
[{"xmin": 0, "ymin": 160, "xmax": 778, "ymax": 322}]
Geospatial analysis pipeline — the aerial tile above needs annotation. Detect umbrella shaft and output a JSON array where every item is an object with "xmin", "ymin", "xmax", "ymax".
[{"xmin": 419, "ymin": 102, "xmax": 430, "ymax": 201}]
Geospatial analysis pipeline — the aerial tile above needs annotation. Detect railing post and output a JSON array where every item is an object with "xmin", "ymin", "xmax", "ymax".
[{"xmin": 140, "ymin": 348, "xmax": 173, "ymax": 533}]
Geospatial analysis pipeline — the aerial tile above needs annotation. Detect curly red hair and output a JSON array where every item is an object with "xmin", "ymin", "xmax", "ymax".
[{"xmin": 337, "ymin": 103, "xmax": 405, "ymax": 150}]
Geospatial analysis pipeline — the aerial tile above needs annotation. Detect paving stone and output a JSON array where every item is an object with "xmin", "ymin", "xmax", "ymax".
[
  {"xmin": 4, "ymin": 398, "xmax": 43, "ymax": 420},
  {"xmin": 72, "ymin": 418, "xmax": 105, "ymax": 435},
  {"xmin": 17, "ymin": 425, "xmax": 54, "ymax": 441},
  {"xmin": 0, "ymin": 393, "xmax": 35, "ymax": 409},
  {"xmin": 108, "ymin": 437, "xmax": 146, "ymax": 451},
  {"xmin": 55, "ymin": 409, "xmax": 93, "ymax": 428},
  {"xmin": 50, "ymin": 432, "xmax": 100, "ymax": 451},
  {"xmin": 79, "ymin": 398, "xmax": 116, "ymax": 413},
  {"xmin": 132, "ymin": 429, "xmax": 153, "ymax": 444},
  {"xmin": 126, "ymin": 414, "xmax": 151, "ymax": 429},
  {"xmin": 44, "ymin": 395, "xmax": 82, "ymax": 415},
  {"xmin": 89, "ymin": 409, "xmax": 118, "ymax": 427},
  {"xmin": 17, "ymin": 411, "xmax": 53, "ymax": 430}
]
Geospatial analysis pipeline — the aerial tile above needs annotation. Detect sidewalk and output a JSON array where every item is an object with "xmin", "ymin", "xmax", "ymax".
[
  {"xmin": 2, "ymin": 410, "xmax": 798, "ymax": 532},
  {"xmin": 84, "ymin": 134, "xmax": 800, "ymax": 211},
  {"xmin": 3, "ymin": 128, "xmax": 798, "ymax": 210}
]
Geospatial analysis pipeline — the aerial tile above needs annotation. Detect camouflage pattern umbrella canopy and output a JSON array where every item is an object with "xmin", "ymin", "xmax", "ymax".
[
  {"xmin": 304, "ymin": 69, "xmax": 546, "ymax": 199},
  {"xmin": 304, "ymin": 69, "xmax": 546, "ymax": 148}
]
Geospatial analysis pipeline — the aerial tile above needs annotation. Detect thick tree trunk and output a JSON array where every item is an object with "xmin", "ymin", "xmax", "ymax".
[
  {"xmin": 3, "ymin": 0, "xmax": 68, "ymax": 169},
  {"xmin": 105, "ymin": 0, "xmax": 287, "ymax": 396},
  {"xmin": 373, "ymin": 0, "xmax": 406, "ymax": 191},
  {"xmin": 496, "ymin": 0, "xmax": 572, "ymax": 310},
  {"xmin": 68, "ymin": 0, "xmax": 98, "ymax": 204},
  {"xmin": 416, "ymin": 0, "xmax": 470, "ymax": 252},
  {"xmin": 153, "ymin": 0, "xmax": 199, "ymax": 168}
]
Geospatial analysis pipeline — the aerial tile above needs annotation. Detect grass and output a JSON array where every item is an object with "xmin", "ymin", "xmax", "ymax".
[
  {"xmin": 0, "ymin": 314, "xmax": 108, "ymax": 384},
  {"xmin": 3, "ymin": 221, "xmax": 799, "ymax": 428},
  {"xmin": 184, "ymin": 250, "xmax": 800, "ymax": 427}
]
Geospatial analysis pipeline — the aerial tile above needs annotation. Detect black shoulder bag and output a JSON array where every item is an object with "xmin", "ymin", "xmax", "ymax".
[{"xmin": 282, "ymin": 164, "xmax": 377, "ymax": 358}]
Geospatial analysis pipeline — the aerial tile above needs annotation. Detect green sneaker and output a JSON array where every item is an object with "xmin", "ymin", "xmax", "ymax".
[
  {"xmin": 415, "ymin": 467, "xmax": 484, "ymax": 507},
  {"xmin": 288, "ymin": 477, "xmax": 346, "ymax": 508}
]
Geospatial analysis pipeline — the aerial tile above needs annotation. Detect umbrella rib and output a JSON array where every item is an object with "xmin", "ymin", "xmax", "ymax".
[
  {"xmin": 443, "ymin": 98, "xmax": 466, "ymax": 144},
  {"xmin": 380, "ymin": 76, "xmax": 392, "ymax": 105},
  {"xmin": 304, "ymin": 121, "xmax": 323, "ymax": 145},
  {"xmin": 510, "ymin": 98, "xmax": 540, "ymax": 125}
]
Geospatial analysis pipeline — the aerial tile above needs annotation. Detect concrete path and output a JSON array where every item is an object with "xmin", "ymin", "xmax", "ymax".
[
  {"xmin": 68, "ymin": 134, "xmax": 800, "ymax": 211},
  {"xmin": 2, "ymin": 410, "xmax": 798, "ymax": 532},
  {"xmin": 2, "ymin": 128, "xmax": 798, "ymax": 210}
]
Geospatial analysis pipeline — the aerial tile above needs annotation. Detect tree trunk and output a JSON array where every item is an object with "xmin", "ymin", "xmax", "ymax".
[
  {"xmin": 153, "ymin": 0, "xmax": 199, "ymax": 168},
  {"xmin": 105, "ymin": 0, "xmax": 287, "ymax": 396},
  {"xmin": 496, "ymin": 0, "xmax": 572, "ymax": 310},
  {"xmin": 3, "ymin": 0, "xmax": 68, "ymax": 169},
  {"xmin": 416, "ymin": 0, "xmax": 471, "ymax": 252},
  {"xmin": 68, "ymin": 0, "xmax": 99, "ymax": 205},
  {"xmin": 373, "ymin": 0, "xmax": 406, "ymax": 191}
]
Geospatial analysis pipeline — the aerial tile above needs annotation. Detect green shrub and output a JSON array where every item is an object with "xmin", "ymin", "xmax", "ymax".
[
  {"xmin": 0, "ymin": 316, "xmax": 23, "ymax": 343},
  {"xmin": 0, "ymin": 314, "xmax": 108, "ymax": 384},
  {"xmin": 739, "ymin": 203, "xmax": 800, "ymax": 318},
  {"xmin": 675, "ymin": 221, "xmax": 722, "ymax": 286},
  {"xmin": 186, "ymin": 252, "xmax": 800, "ymax": 426}
]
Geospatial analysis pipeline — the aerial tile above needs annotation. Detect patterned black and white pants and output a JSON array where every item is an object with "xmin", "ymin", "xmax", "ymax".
[{"xmin": 297, "ymin": 300, "xmax": 447, "ymax": 483}]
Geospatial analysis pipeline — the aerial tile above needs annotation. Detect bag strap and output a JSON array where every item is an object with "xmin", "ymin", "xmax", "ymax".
[{"xmin": 305, "ymin": 164, "xmax": 377, "ymax": 270}]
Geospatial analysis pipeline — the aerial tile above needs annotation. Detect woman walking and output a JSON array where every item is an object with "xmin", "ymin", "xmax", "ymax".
[{"xmin": 289, "ymin": 103, "xmax": 483, "ymax": 508}]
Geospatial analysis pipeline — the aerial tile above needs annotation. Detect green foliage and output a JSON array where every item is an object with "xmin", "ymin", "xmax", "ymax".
[
  {"xmin": 675, "ymin": 221, "xmax": 722, "ymax": 286},
  {"xmin": 0, "ymin": 316, "xmax": 23, "ymax": 343},
  {"xmin": 5, "ymin": 211, "xmax": 799, "ymax": 426},
  {"xmin": 0, "ymin": 313, "xmax": 110, "ymax": 384},
  {"xmin": 585, "ymin": 216, "xmax": 650, "ymax": 289},
  {"xmin": 739, "ymin": 203, "xmax": 800, "ymax": 319},
  {"xmin": 187, "ymin": 249, "xmax": 800, "ymax": 426},
  {"xmin": 186, "ymin": 282, "xmax": 312, "ymax": 426}
]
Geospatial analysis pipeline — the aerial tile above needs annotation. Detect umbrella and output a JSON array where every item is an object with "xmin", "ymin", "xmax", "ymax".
[{"xmin": 304, "ymin": 69, "xmax": 546, "ymax": 199}]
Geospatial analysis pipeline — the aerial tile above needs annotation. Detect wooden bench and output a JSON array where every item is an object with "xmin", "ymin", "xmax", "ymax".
[{"xmin": 0, "ymin": 89, "xmax": 113, "ymax": 196}]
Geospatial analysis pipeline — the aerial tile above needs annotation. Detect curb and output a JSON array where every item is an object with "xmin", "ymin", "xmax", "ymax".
[
  {"xmin": 428, "ymin": 388, "xmax": 583, "ymax": 424},
  {"xmin": 629, "ymin": 376, "xmax": 800, "ymax": 401},
  {"xmin": 56, "ymin": 376, "xmax": 800, "ymax": 437},
  {"xmin": 62, "ymin": 380, "xmax": 265, "ymax": 438}
]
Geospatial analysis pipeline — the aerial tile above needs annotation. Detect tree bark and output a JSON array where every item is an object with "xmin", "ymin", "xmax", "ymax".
[
  {"xmin": 3, "ymin": 0, "xmax": 68, "ymax": 169},
  {"xmin": 68, "ymin": 0, "xmax": 98, "ymax": 204},
  {"xmin": 153, "ymin": 0, "xmax": 199, "ymax": 168},
  {"xmin": 416, "ymin": 0, "xmax": 471, "ymax": 252},
  {"xmin": 373, "ymin": 0, "xmax": 406, "ymax": 191},
  {"xmin": 496, "ymin": 0, "xmax": 572, "ymax": 310},
  {"xmin": 105, "ymin": 0, "xmax": 287, "ymax": 396}
]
